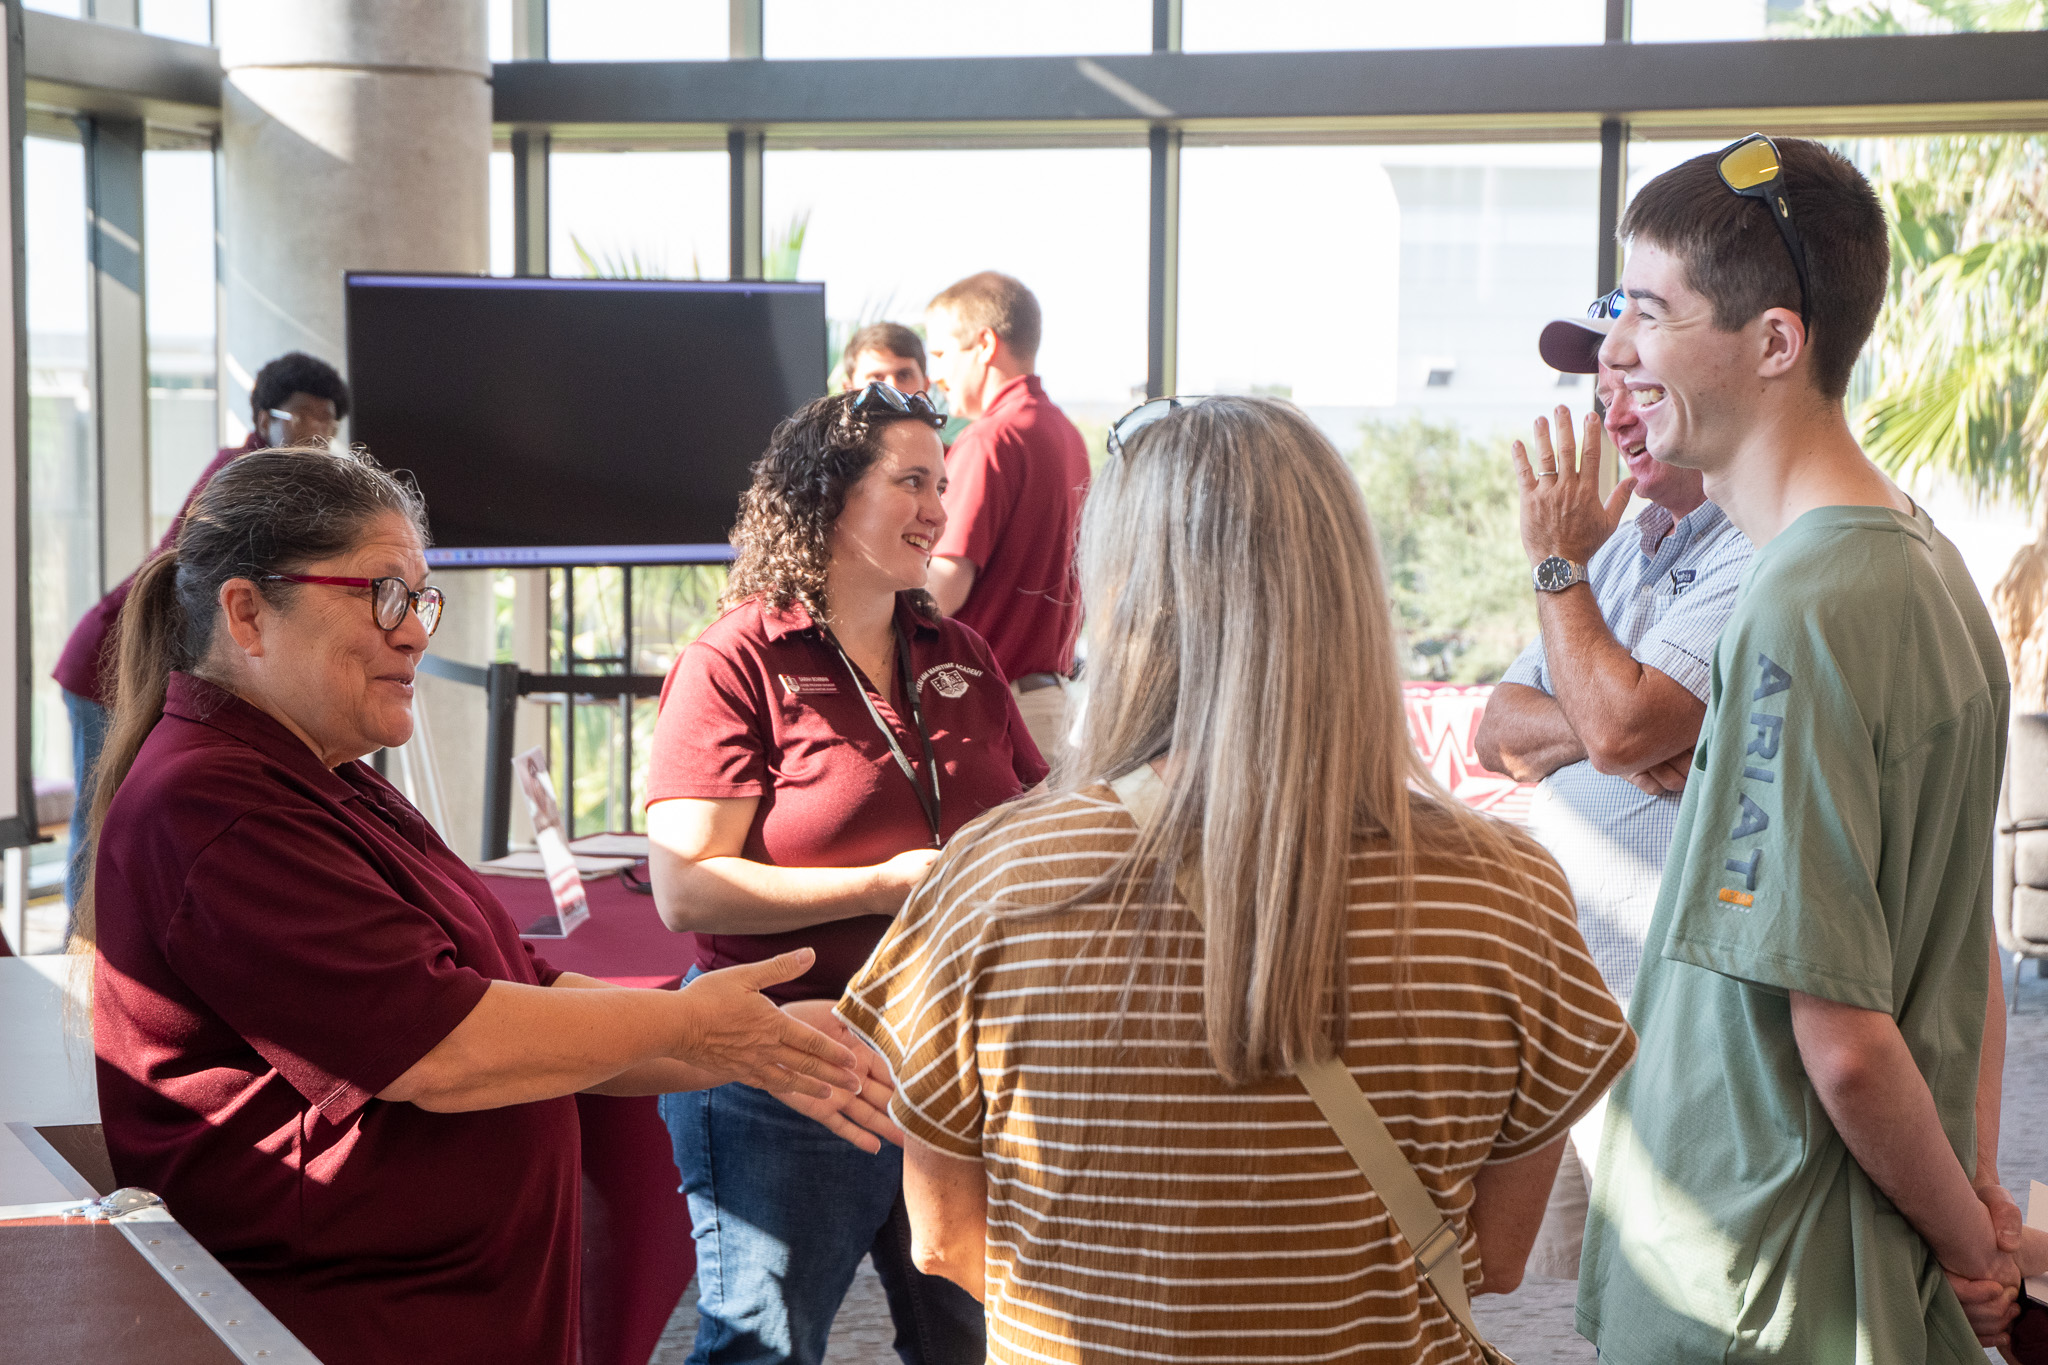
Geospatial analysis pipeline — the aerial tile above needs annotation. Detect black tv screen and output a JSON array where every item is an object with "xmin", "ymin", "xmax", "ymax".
[{"xmin": 345, "ymin": 273, "xmax": 827, "ymax": 567}]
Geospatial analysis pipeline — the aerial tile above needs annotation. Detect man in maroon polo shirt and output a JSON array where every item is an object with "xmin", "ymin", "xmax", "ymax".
[
  {"xmin": 54, "ymin": 350, "xmax": 348, "ymax": 915},
  {"xmin": 922, "ymin": 271, "xmax": 1091, "ymax": 756}
]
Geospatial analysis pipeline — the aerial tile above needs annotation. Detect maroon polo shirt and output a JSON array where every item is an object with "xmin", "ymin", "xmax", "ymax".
[
  {"xmin": 933, "ymin": 374, "xmax": 1091, "ymax": 680},
  {"xmin": 647, "ymin": 594, "xmax": 1047, "ymax": 1002},
  {"xmin": 93, "ymin": 672, "xmax": 581, "ymax": 1365},
  {"xmin": 55, "ymin": 436, "xmax": 255, "ymax": 703}
]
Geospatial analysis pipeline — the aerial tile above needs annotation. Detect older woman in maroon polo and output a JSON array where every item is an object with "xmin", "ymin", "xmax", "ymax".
[
  {"xmin": 79, "ymin": 448, "xmax": 860, "ymax": 1365},
  {"xmin": 647, "ymin": 384, "xmax": 1046, "ymax": 1365}
]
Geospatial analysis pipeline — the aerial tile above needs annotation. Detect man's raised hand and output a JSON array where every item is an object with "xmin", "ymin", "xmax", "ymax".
[{"xmin": 1511, "ymin": 406, "xmax": 1637, "ymax": 568}]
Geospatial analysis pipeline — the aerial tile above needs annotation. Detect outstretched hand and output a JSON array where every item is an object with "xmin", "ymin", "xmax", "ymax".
[
  {"xmin": 1511, "ymin": 406, "xmax": 1636, "ymax": 568},
  {"xmin": 673, "ymin": 949, "xmax": 861, "ymax": 1101},
  {"xmin": 771, "ymin": 999, "xmax": 907, "ymax": 1155}
]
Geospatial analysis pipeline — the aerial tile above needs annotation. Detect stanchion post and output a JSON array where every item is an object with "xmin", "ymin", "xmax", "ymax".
[{"xmin": 482, "ymin": 661, "xmax": 520, "ymax": 862}]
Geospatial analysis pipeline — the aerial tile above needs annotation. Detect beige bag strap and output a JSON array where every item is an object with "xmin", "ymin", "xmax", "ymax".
[{"xmin": 1107, "ymin": 766, "xmax": 1505, "ymax": 1361}]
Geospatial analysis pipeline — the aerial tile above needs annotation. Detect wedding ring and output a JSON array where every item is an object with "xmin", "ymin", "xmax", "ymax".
[{"xmin": 1535, "ymin": 469, "xmax": 1558, "ymax": 477}]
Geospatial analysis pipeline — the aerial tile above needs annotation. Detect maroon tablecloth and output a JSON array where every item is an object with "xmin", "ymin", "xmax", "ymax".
[{"xmin": 489, "ymin": 867, "xmax": 698, "ymax": 1365}]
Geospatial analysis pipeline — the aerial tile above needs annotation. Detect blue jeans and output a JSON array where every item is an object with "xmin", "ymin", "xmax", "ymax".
[
  {"xmin": 659, "ymin": 1045, "xmax": 985, "ymax": 1365},
  {"xmin": 63, "ymin": 689, "xmax": 109, "ymax": 918}
]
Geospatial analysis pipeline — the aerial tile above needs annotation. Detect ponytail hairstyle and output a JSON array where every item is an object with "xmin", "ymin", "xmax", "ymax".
[{"xmin": 68, "ymin": 447, "xmax": 427, "ymax": 960}]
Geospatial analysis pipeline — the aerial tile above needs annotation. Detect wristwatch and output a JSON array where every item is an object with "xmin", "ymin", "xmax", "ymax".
[{"xmin": 1532, "ymin": 555, "xmax": 1589, "ymax": 593}]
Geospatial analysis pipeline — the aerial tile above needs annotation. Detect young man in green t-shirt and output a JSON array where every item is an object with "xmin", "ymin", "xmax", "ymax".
[{"xmin": 1575, "ymin": 136, "xmax": 2023, "ymax": 1364}]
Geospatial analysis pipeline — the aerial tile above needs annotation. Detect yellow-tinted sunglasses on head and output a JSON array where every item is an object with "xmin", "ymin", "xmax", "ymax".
[{"xmin": 1714, "ymin": 133, "xmax": 1812, "ymax": 328}]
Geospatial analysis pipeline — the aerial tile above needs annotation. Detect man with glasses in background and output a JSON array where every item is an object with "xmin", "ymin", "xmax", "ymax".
[
  {"xmin": 1473, "ymin": 299, "xmax": 1750, "ymax": 1282},
  {"xmin": 1576, "ymin": 135, "xmax": 2024, "ymax": 1363},
  {"xmin": 922, "ymin": 272, "xmax": 1090, "ymax": 756},
  {"xmin": 53, "ymin": 349, "xmax": 349, "ymax": 923}
]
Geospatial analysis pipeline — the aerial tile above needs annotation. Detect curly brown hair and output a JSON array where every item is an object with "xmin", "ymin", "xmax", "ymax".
[{"xmin": 723, "ymin": 389, "xmax": 945, "ymax": 622}]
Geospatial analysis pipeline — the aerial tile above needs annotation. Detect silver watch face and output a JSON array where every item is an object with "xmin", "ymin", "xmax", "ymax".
[{"xmin": 1534, "ymin": 555, "xmax": 1580, "ymax": 592}]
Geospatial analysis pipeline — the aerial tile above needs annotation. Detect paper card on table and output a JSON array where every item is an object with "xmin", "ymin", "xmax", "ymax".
[
  {"xmin": 2027, "ymin": 1180, "xmax": 2048, "ymax": 1305},
  {"xmin": 512, "ymin": 747, "xmax": 589, "ymax": 938},
  {"xmin": 478, "ymin": 850, "xmax": 638, "ymax": 879},
  {"xmin": 568, "ymin": 832, "xmax": 650, "ymax": 859}
]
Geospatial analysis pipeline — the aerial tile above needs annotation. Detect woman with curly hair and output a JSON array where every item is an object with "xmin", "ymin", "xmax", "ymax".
[{"xmin": 646, "ymin": 384, "xmax": 1045, "ymax": 1364}]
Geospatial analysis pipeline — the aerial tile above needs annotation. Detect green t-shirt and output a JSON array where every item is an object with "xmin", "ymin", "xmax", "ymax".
[{"xmin": 1578, "ymin": 504, "xmax": 2009, "ymax": 1365}]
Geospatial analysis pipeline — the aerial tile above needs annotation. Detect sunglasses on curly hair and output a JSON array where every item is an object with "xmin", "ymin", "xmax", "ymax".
[{"xmin": 848, "ymin": 382, "xmax": 944, "ymax": 428}]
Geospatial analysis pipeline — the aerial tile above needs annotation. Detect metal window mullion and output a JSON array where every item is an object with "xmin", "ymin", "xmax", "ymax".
[
  {"xmin": 83, "ymin": 114, "xmax": 149, "ymax": 592},
  {"xmin": 730, "ymin": 0, "xmax": 763, "ymax": 60},
  {"xmin": 1606, "ymin": 0, "xmax": 1631, "ymax": 43},
  {"xmin": 1146, "ymin": 126, "xmax": 1179, "ymax": 401},
  {"xmin": 513, "ymin": 0, "xmax": 548, "ymax": 62},
  {"xmin": 1597, "ymin": 117, "xmax": 1627, "ymax": 296},
  {"xmin": 728, "ymin": 128, "xmax": 762, "ymax": 280},
  {"xmin": 1153, "ymin": 0, "xmax": 1182, "ymax": 53},
  {"xmin": 511, "ymin": 127, "xmax": 549, "ymax": 277}
]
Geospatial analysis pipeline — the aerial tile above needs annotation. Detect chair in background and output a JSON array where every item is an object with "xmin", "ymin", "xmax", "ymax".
[{"xmin": 1997, "ymin": 712, "xmax": 2048, "ymax": 1008}]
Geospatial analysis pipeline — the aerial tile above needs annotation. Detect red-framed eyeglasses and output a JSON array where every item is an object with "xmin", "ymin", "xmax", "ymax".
[{"xmin": 262, "ymin": 574, "xmax": 445, "ymax": 636}]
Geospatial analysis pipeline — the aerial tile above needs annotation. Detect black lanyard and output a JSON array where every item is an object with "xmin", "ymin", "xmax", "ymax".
[{"xmin": 827, "ymin": 621, "xmax": 943, "ymax": 848}]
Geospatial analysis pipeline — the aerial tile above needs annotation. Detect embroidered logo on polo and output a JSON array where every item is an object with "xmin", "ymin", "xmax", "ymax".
[
  {"xmin": 915, "ymin": 662, "xmax": 984, "ymax": 699},
  {"xmin": 1720, "ymin": 651, "xmax": 1791, "ymax": 910},
  {"xmin": 779, "ymin": 674, "xmax": 840, "ymax": 697}
]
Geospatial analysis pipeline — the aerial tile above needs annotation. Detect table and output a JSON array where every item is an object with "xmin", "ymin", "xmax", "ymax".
[
  {"xmin": 487, "ymin": 866, "xmax": 700, "ymax": 1365},
  {"xmin": 0, "ymin": 956, "xmax": 317, "ymax": 1364}
]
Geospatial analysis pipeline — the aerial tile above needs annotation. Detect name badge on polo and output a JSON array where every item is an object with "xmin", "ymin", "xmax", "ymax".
[
  {"xmin": 779, "ymin": 674, "xmax": 840, "ymax": 697},
  {"xmin": 1670, "ymin": 568, "xmax": 1697, "ymax": 594}
]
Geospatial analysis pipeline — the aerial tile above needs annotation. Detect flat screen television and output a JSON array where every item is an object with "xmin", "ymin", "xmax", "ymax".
[{"xmin": 345, "ymin": 273, "xmax": 827, "ymax": 568}]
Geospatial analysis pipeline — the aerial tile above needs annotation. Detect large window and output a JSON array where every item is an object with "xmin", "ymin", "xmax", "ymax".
[
  {"xmin": 763, "ymin": 2, "xmax": 1149, "ymax": 58},
  {"xmin": 1180, "ymin": 141, "xmax": 1599, "ymax": 683},
  {"xmin": 764, "ymin": 147, "xmax": 1149, "ymax": 438},
  {"xmin": 140, "ymin": 0, "xmax": 211, "ymax": 43},
  {"xmin": 1180, "ymin": 142, "xmax": 1602, "ymax": 432},
  {"xmin": 144, "ymin": 143, "xmax": 217, "ymax": 541},
  {"xmin": 490, "ymin": 149, "xmax": 513, "ymax": 275},
  {"xmin": 550, "ymin": 150, "xmax": 729, "ymax": 281},
  {"xmin": 488, "ymin": 0, "xmax": 727, "ymax": 62},
  {"xmin": 1632, "ymin": 0, "xmax": 2046, "ymax": 41},
  {"xmin": 25, "ymin": 133, "xmax": 95, "ymax": 793},
  {"xmin": 1183, "ymin": 0, "xmax": 1604, "ymax": 50}
]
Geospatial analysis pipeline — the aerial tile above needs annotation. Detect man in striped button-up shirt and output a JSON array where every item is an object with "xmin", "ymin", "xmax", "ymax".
[{"xmin": 1475, "ymin": 314, "xmax": 1752, "ymax": 1278}]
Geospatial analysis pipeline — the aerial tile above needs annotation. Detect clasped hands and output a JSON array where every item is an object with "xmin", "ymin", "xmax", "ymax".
[
  {"xmin": 1946, "ymin": 1180, "xmax": 2036, "ymax": 1357},
  {"xmin": 773, "ymin": 998, "xmax": 906, "ymax": 1155}
]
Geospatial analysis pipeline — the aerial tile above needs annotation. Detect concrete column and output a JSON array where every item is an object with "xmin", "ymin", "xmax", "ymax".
[{"xmin": 218, "ymin": 0, "xmax": 495, "ymax": 855}]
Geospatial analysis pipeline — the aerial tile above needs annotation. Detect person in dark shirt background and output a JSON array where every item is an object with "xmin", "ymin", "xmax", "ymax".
[{"xmin": 54, "ymin": 350, "xmax": 350, "ymax": 919}]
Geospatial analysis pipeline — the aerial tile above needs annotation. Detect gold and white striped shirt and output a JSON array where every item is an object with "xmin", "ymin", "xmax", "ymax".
[{"xmin": 840, "ymin": 786, "xmax": 1635, "ymax": 1364}]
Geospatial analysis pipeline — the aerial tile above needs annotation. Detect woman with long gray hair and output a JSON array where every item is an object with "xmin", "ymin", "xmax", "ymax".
[{"xmin": 839, "ymin": 396, "xmax": 1636, "ymax": 1363}]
